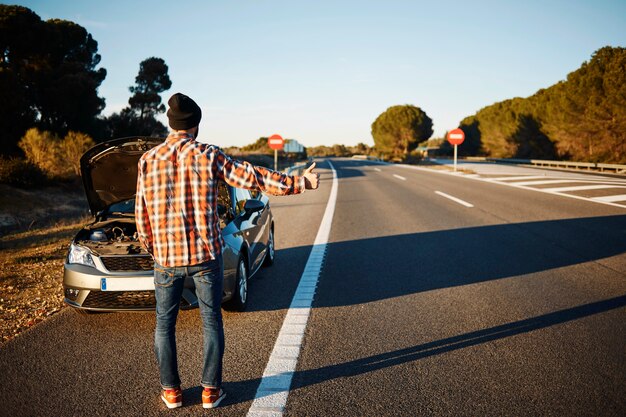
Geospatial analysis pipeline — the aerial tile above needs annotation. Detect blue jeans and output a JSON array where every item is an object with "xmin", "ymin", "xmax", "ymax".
[{"xmin": 153, "ymin": 256, "xmax": 224, "ymax": 389}]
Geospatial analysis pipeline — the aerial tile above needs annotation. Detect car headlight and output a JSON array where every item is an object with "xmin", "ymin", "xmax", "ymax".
[{"xmin": 67, "ymin": 243, "xmax": 96, "ymax": 268}]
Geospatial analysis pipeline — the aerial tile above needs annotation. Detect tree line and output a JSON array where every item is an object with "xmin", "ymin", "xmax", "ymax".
[
  {"xmin": 456, "ymin": 46, "xmax": 626, "ymax": 163},
  {"xmin": 0, "ymin": 5, "xmax": 171, "ymax": 159},
  {"xmin": 0, "ymin": 5, "xmax": 173, "ymax": 186},
  {"xmin": 367, "ymin": 47, "xmax": 625, "ymax": 164}
]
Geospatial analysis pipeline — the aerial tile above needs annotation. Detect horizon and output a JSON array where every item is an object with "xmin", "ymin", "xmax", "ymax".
[{"xmin": 14, "ymin": 0, "xmax": 626, "ymax": 148}]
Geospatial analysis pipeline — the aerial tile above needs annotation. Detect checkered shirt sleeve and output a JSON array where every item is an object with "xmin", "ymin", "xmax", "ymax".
[{"xmin": 215, "ymin": 150, "xmax": 306, "ymax": 196}]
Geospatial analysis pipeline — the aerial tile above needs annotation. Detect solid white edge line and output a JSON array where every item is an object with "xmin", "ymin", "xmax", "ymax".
[
  {"xmin": 246, "ymin": 160, "xmax": 338, "ymax": 417},
  {"xmin": 393, "ymin": 174, "xmax": 406, "ymax": 181},
  {"xmin": 593, "ymin": 194, "xmax": 626, "ymax": 202},
  {"xmin": 398, "ymin": 164, "xmax": 626, "ymax": 210},
  {"xmin": 435, "ymin": 191, "xmax": 474, "ymax": 207}
]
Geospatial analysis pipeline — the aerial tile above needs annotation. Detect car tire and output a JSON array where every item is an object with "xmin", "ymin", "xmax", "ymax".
[
  {"xmin": 223, "ymin": 256, "xmax": 248, "ymax": 312},
  {"xmin": 263, "ymin": 228, "xmax": 275, "ymax": 267}
]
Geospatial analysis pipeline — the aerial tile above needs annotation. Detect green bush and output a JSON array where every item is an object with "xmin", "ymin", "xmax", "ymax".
[
  {"xmin": 18, "ymin": 128, "xmax": 60, "ymax": 175},
  {"xmin": 0, "ymin": 157, "xmax": 49, "ymax": 187},
  {"xmin": 18, "ymin": 128, "xmax": 95, "ymax": 179},
  {"xmin": 59, "ymin": 131, "xmax": 95, "ymax": 176}
]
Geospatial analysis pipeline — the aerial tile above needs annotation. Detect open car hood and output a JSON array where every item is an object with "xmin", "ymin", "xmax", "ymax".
[{"xmin": 80, "ymin": 136, "xmax": 164, "ymax": 215}]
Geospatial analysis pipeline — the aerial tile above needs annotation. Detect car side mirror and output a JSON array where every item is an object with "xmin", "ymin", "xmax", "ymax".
[{"xmin": 243, "ymin": 199, "xmax": 264, "ymax": 214}]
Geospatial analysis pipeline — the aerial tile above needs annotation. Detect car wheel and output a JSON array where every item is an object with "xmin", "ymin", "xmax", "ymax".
[
  {"xmin": 263, "ymin": 228, "xmax": 275, "ymax": 266},
  {"xmin": 224, "ymin": 257, "xmax": 248, "ymax": 312}
]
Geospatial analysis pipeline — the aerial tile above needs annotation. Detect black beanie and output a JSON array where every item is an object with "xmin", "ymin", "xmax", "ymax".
[{"xmin": 166, "ymin": 93, "xmax": 202, "ymax": 130}]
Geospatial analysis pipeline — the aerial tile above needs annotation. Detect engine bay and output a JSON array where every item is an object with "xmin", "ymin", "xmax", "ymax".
[{"xmin": 75, "ymin": 218, "xmax": 148, "ymax": 256}]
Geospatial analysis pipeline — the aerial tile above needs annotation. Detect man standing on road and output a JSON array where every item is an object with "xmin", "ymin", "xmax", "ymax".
[{"xmin": 135, "ymin": 93, "xmax": 320, "ymax": 409}]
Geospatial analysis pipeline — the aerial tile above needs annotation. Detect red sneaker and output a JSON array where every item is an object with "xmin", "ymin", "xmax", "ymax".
[
  {"xmin": 202, "ymin": 387, "xmax": 226, "ymax": 409},
  {"xmin": 161, "ymin": 387, "xmax": 182, "ymax": 409}
]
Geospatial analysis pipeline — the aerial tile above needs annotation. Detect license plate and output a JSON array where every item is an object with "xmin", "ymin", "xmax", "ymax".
[{"xmin": 100, "ymin": 277, "xmax": 154, "ymax": 291}]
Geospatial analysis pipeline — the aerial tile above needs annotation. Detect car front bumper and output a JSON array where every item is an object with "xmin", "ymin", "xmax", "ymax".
[{"xmin": 63, "ymin": 262, "xmax": 164, "ymax": 311}]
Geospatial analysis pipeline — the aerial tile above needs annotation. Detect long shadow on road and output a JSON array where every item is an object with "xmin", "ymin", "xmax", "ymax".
[
  {"xmin": 226, "ymin": 214, "xmax": 626, "ymax": 409},
  {"xmin": 225, "ymin": 294, "xmax": 626, "ymax": 406},
  {"xmin": 251, "ymin": 214, "xmax": 626, "ymax": 311}
]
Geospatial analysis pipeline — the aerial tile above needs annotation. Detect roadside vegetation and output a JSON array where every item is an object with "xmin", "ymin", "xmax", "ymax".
[
  {"xmin": 0, "ymin": 217, "xmax": 90, "ymax": 345},
  {"xmin": 367, "ymin": 47, "xmax": 626, "ymax": 164},
  {"xmin": 0, "ymin": 5, "xmax": 173, "ymax": 186},
  {"xmin": 225, "ymin": 136, "xmax": 309, "ymax": 170},
  {"xmin": 227, "ymin": 137, "xmax": 376, "ymax": 164},
  {"xmin": 455, "ymin": 46, "xmax": 626, "ymax": 163},
  {"xmin": 371, "ymin": 104, "xmax": 433, "ymax": 162}
]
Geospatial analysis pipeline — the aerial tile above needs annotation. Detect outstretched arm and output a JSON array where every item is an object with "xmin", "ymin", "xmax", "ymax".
[{"xmin": 217, "ymin": 151, "xmax": 319, "ymax": 195}]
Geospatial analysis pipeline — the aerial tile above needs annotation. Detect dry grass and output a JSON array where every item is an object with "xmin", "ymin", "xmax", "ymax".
[{"xmin": 0, "ymin": 207, "xmax": 90, "ymax": 345}]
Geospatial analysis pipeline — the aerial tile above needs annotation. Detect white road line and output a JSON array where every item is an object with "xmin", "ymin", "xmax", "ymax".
[
  {"xmin": 374, "ymin": 167, "xmax": 381, "ymax": 172},
  {"xmin": 393, "ymin": 174, "xmax": 406, "ymax": 181},
  {"xmin": 397, "ymin": 164, "xmax": 626, "ymax": 210},
  {"xmin": 511, "ymin": 179, "xmax": 574, "ymax": 186},
  {"xmin": 593, "ymin": 194, "xmax": 626, "ymax": 203},
  {"xmin": 489, "ymin": 175, "xmax": 547, "ymax": 181},
  {"xmin": 247, "ymin": 161, "xmax": 338, "ymax": 417},
  {"xmin": 543, "ymin": 184, "xmax": 623, "ymax": 192},
  {"xmin": 435, "ymin": 191, "xmax": 474, "ymax": 207}
]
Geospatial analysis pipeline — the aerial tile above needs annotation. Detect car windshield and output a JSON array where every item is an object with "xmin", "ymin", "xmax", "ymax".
[{"xmin": 105, "ymin": 199, "xmax": 135, "ymax": 215}]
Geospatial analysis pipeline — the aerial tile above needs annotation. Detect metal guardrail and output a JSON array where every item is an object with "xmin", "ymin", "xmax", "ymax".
[
  {"xmin": 285, "ymin": 157, "xmax": 314, "ymax": 175},
  {"xmin": 472, "ymin": 157, "xmax": 626, "ymax": 174},
  {"xmin": 285, "ymin": 164, "xmax": 308, "ymax": 176},
  {"xmin": 351, "ymin": 155, "xmax": 383, "ymax": 161},
  {"xmin": 596, "ymin": 162, "xmax": 626, "ymax": 173}
]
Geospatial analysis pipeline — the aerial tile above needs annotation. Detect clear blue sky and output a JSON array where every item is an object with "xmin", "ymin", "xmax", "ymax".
[{"xmin": 16, "ymin": 0, "xmax": 626, "ymax": 148}]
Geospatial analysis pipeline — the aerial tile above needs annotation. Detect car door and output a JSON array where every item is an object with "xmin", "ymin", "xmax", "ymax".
[
  {"xmin": 217, "ymin": 181, "xmax": 240, "ymax": 300},
  {"xmin": 232, "ymin": 187, "xmax": 267, "ymax": 274}
]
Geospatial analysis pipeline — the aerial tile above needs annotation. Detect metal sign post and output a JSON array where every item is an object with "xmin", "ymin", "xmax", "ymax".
[
  {"xmin": 268, "ymin": 134, "xmax": 285, "ymax": 171},
  {"xmin": 447, "ymin": 129, "xmax": 465, "ymax": 172}
]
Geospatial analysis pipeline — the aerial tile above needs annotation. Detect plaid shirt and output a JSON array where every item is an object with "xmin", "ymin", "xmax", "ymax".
[{"xmin": 135, "ymin": 132, "xmax": 305, "ymax": 267}]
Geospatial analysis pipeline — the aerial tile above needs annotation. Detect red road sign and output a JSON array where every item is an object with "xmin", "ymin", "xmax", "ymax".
[
  {"xmin": 268, "ymin": 134, "xmax": 284, "ymax": 150},
  {"xmin": 447, "ymin": 128, "xmax": 465, "ymax": 145}
]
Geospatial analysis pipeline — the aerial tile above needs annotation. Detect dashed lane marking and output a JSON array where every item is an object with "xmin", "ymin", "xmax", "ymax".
[
  {"xmin": 435, "ymin": 191, "xmax": 474, "ymax": 208},
  {"xmin": 393, "ymin": 174, "xmax": 406, "ymax": 181}
]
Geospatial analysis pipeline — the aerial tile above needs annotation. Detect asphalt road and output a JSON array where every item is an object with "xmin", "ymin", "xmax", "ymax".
[{"xmin": 1, "ymin": 158, "xmax": 625, "ymax": 416}]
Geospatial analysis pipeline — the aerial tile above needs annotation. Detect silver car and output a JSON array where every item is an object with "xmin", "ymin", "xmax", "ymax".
[{"xmin": 63, "ymin": 137, "xmax": 275, "ymax": 313}]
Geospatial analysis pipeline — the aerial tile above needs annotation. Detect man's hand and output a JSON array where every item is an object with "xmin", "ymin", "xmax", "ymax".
[{"xmin": 303, "ymin": 162, "xmax": 320, "ymax": 190}]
